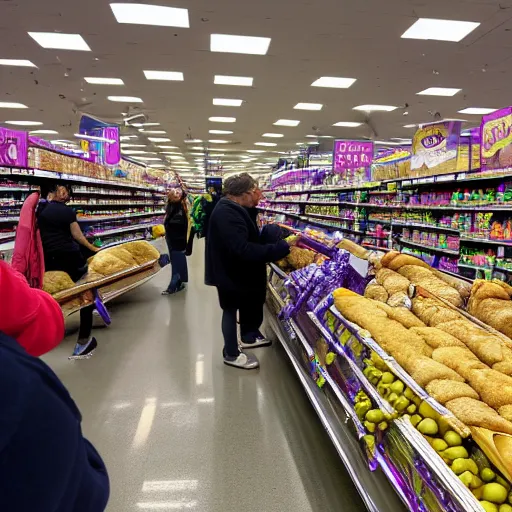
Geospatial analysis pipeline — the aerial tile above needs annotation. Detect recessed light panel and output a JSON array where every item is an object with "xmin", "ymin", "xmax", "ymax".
[
  {"xmin": 121, "ymin": 143, "xmax": 147, "ymax": 147},
  {"xmin": 274, "ymin": 119, "xmax": 300, "ymax": 126},
  {"xmin": 417, "ymin": 87, "xmax": 461, "ymax": 96},
  {"xmin": 353, "ymin": 105, "xmax": 397, "ymax": 112},
  {"xmin": 28, "ymin": 32, "xmax": 91, "ymax": 51},
  {"xmin": 139, "ymin": 130, "xmax": 166, "ymax": 134},
  {"xmin": 294, "ymin": 103, "xmax": 323, "ymax": 110},
  {"xmin": 157, "ymin": 145, "xmax": 178, "ymax": 149},
  {"xmin": 403, "ymin": 124, "xmax": 417, "ymax": 128},
  {"xmin": 209, "ymin": 117, "xmax": 236, "ymax": 123},
  {"xmin": 110, "ymin": 3, "xmax": 190, "ymax": 28},
  {"xmin": 85, "ymin": 77, "xmax": 124, "ymax": 85},
  {"xmin": 247, "ymin": 149, "xmax": 266, "ymax": 153},
  {"xmin": 213, "ymin": 98, "xmax": 243, "ymax": 107},
  {"xmin": 262, "ymin": 133, "xmax": 284, "ymax": 138},
  {"xmin": 401, "ymin": 18, "xmax": 480, "ymax": 42},
  {"xmin": 458, "ymin": 107, "xmax": 497, "ymax": 115},
  {"xmin": 184, "ymin": 139, "xmax": 202, "ymax": 143},
  {"xmin": 332, "ymin": 121, "xmax": 362, "ymax": 127},
  {"xmin": 5, "ymin": 120, "xmax": 42, "ymax": 126},
  {"xmin": 210, "ymin": 34, "xmax": 271, "ymax": 55},
  {"xmin": 0, "ymin": 102, "xmax": 28, "ymax": 109},
  {"xmin": 0, "ymin": 59, "xmax": 36, "ymax": 67},
  {"xmin": 214, "ymin": 75, "xmax": 253, "ymax": 86},
  {"xmin": 122, "ymin": 150, "xmax": 149, "ymax": 154},
  {"xmin": 255, "ymin": 142, "xmax": 277, "ymax": 146},
  {"xmin": 209, "ymin": 129, "xmax": 233, "ymax": 134},
  {"xmin": 208, "ymin": 139, "xmax": 230, "ymax": 143},
  {"xmin": 311, "ymin": 77, "xmax": 356, "ymax": 88},
  {"xmin": 108, "ymin": 96, "xmax": 143, "ymax": 103},
  {"xmin": 144, "ymin": 70, "xmax": 184, "ymax": 81},
  {"xmin": 30, "ymin": 129, "xmax": 58, "ymax": 134},
  {"xmin": 148, "ymin": 137, "xmax": 171, "ymax": 142}
]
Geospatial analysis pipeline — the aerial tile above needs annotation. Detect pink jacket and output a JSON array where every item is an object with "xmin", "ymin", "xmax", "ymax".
[{"xmin": 11, "ymin": 192, "xmax": 45, "ymax": 289}]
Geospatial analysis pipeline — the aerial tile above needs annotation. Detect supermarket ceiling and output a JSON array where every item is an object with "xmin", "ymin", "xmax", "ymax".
[{"xmin": 2, "ymin": 0, "xmax": 512, "ymax": 177}]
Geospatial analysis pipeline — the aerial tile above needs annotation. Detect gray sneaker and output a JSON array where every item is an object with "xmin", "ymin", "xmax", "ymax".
[
  {"xmin": 239, "ymin": 336, "xmax": 272, "ymax": 349},
  {"xmin": 223, "ymin": 351, "xmax": 260, "ymax": 369}
]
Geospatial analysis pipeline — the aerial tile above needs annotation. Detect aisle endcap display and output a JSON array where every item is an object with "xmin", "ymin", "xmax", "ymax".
[{"xmin": 265, "ymin": 224, "xmax": 512, "ymax": 511}]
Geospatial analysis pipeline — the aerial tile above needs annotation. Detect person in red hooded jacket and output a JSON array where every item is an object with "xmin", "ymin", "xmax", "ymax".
[{"xmin": 0, "ymin": 260, "xmax": 110, "ymax": 511}]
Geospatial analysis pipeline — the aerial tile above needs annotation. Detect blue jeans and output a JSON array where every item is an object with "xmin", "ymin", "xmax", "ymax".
[{"xmin": 167, "ymin": 250, "xmax": 188, "ymax": 292}]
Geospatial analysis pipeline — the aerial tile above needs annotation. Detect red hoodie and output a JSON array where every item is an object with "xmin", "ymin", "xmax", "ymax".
[{"xmin": 0, "ymin": 260, "xmax": 64, "ymax": 356}]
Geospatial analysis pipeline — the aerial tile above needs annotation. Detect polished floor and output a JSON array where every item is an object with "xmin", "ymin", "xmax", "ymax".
[{"xmin": 43, "ymin": 241, "xmax": 367, "ymax": 512}]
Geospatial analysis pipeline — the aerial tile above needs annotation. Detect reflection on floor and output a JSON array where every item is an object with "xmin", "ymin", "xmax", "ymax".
[{"xmin": 42, "ymin": 241, "xmax": 366, "ymax": 512}]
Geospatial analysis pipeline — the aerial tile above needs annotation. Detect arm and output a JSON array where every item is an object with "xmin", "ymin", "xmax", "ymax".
[
  {"xmin": 0, "ymin": 261, "xmax": 64, "ymax": 356},
  {"xmin": 221, "ymin": 211, "xmax": 290, "ymax": 263},
  {"xmin": 70, "ymin": 222, "xmax": 99, "ymax": 253}
]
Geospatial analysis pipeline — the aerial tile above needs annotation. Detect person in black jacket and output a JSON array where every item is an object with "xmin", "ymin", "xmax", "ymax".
[
  {"xmin": 205, "ymin": 173, "xmax": 290, "ymax": 369},
  {"xmin": 162, "ymin": 187, "xmax": 189, "ymax": 295}
]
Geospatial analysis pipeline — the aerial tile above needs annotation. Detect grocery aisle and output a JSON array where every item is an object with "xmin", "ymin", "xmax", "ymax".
[{"xmin": 42, "ymin": 240, "xmax": 366, "ymax": 512}]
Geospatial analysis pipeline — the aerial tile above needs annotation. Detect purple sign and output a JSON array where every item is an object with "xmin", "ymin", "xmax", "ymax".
[
  {"xmin": 333, "ymin": 140, "xmax": 373, "ymax": 171},
  {"xmin": 0, "ymin": 127, "xmax": 28, "ymax": 167}
]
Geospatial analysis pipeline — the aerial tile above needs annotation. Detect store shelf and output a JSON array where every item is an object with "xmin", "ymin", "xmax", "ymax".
[
  {"xmin": 265, "ymin": 309, "xmax": 405, "ymax": 512},
  {"xmin": 87, "ymin": 222, "xmax": 156, "ymax": 238},
  {"xmin": 0, "ymin": 216, "xmax": 19, "ymax": 223},
  {"xmin": 398, "ymin": 238, "xmax": 459, "ymax": 256},
  {"xmin": 392, "ymin": 222, "xmax": 459, "ymax": 234},
  {"xmin": 0, "ymin": 240, "xmax": 15, "ymax": 252},
  {"xmin": 0, "ymin": 187, "xmax": 31, "ymax": 192},
  {"xmin": 362, "ymin": 243, "xmax": 392, "ymax": 252},
  {"xmin": 495, "ymin": 265, "xmax": 512, "ymax": 273},
  {"xmin": 78, "ymin": 211, "xmax": 164, "ymax": 223},
  {"xmin": 98, "ymin": 236, "xmax": 145, "ymax": 250},
  {"xmin": 460, "ymin": 236, "xmax": 512, "ymax": 247},
  {"xmin": 70, "ymin": 202, "xmax": 165, "ymax": 208},
  {"xmin": 457, "ymin": 263, "xmax": 493, "ymax": 272}
]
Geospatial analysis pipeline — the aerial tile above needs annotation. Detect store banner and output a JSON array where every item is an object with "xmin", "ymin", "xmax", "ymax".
[
  {"xmin": 0, "ymin": 127, "xmax": 28, "ymax": 167},
  {"xmin": 411, "ymin": 120, "xmax": 461, "ymax": 176},
  {"xmin": 333, "ymin": 139, "xmax": 373, "ymax": 183},
  {"xmin": 480, "ymin": 106, "xmax": 512, "ymax": 171}
]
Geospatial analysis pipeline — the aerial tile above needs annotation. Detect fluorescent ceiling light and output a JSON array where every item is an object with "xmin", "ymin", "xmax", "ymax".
[
  {"xmin": 296, "ymin": 142, "xmax": 307, "ymax": 145},
  {"xmin": 333, "ymin": 121, "xmax": 362, "ymax": 127},
  {"xmin": 0, "ymin": 59, "xmax": 36, "ymax": 67},
  {"xmin": 403, "ymin": 124, "xmax": 417, "ymax": 128},
  {"xmin": 209, "ymin": 129, "xmax": 233, "ymax": 134},
  {"xmin": 262, "ymin": 133, "xmax": 283, "ymax": 138},
  {"xmin": 110, "ymin": 3, "xmax": 189, "ymax": 28},
  {"xmin": 121, "ymin": 143, "xmax": 146, "ymax": 147},
  {"xmin": 75, "ymin": 133, "xmax": 116, "ymax": 143},
  {"xmin": 311, "ymin": 76, "xmax": 356, "ymax": 88},
  {"xmin": 417, "ymin": 87, "xmax": 461, "ymax": 96},
  {"xmin": 213, "ymin": 98, "xmax": 243, "ymax": 107},
  {"xmin": 136, "ymin": 157, "xmax": 162, "ymax": 161},
  {"xmin": 139, "ymin": 130, "xmax": 166, "ymax": 134},
  {"xmin": 156, "ymin": 145, "xmax": 178, "ymax": 149},
  {"xmin": 84, "ymin": 77, "xmax": 124, "ymax": 85},
  {"xmin": 143, "ymin": 70, "xmax": 184, "ymax": 81},
  {"xmin": 274, "ymin": 119, "xmax": 300, "ymax": 127},
  {"xmin": 108, "ymin": 96, "xmax": 143, "ymax": 102},
  {"xmin": 353, "ymin": 105, "xmax": 397, "ymax": 112},
  {"xmin": 294, "ymin": 102, "xmax": 323, "ymax": 111},
  {"xmin": 374, "ymin": 140, "xmax": 403, "ymax": 146},
  {"xmin": 0, "ymin": 102, "xmax": 28, "ymax": 109},
  {"xmin": 214, "ymin": 75, "xmax": 253, "ymax": 87},
  {"xmin": 184, "ymin": 139, "xmax": 202, "ymax": 143},
  {"xmin": 28, "ymin": 32, "xmax": 91, "ymax": 51},
  {"xmin": 120, "ymin": 135, "xmax": 138, "ymax": 140},
  {"xmin": 209, "ymin": 116, "xmax": 236, "ymax": 123},
  {"xmin": 30, "ymin": 129, "xmax": 58, "ymax": 134},
  {"xmin": 458, "ymin": 107, "xmax": 497, "ymax": 115},
  {"xmin": 247, "ymin": 149, "xmax": 266, "ymax": 153},
  {"xmin": 5, "ymin": 120, "xmax": 42, "ymax": 126},
  {"xmin": 255, "ymin": 142, "xmax": 277, "ymax": 146},
  {"xmin": 148, "ymin": 137, "xmax": 171, "ymax": 142},
  {"xmin": 209, "ymin": 139, "xmax": 230, "ymax": 143},
  {"xmin": 191, "ymin": 146, "xmax": 204, "ymax": 150},
  {"xmin": 160, "ymin": 151, "xmax": 182, "ymax": 154},
  {"xmin": 210, "ymin": 34, "xmax": 271, "ymax": 55},
  {"xmin": 208, "ymin": 149, "xmax": 225, "ymax": 153},
  {"xmin": 122, "ymin": 150, "xmax": 149, "ymax": 154},
  {"xmin": 401, "ymin": 18, "xmax": 480, "ymax": 42}
]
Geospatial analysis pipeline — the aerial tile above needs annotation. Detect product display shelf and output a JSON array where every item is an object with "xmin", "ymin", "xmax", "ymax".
[
  {"xmin": 86, "ymin": 222, "xmax": 156, "ymax": 238},
  {"xmin": 265, "ymin": 278, "xmax": 405, "ymax": 512},
  {"xmin": 78, "ymin": 211, "xmax": 165, "ymax": 223},
  {"xmin": 398, "ymin": 238, "xmax": 460, "ymax": 256}
]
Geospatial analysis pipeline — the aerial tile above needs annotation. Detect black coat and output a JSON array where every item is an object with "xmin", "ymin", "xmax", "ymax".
[
  {"xmin": 164, "ymin": 202, "xmax": 188, "ymax": 252},
  {"xmin": 205, "ymin": 198, "xmax": 290, "ymax": 293}
]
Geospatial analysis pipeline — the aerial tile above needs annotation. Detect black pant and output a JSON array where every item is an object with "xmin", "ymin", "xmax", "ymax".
[
  {"xmin": 45, "ymin": 248, "xmax": 94, "ymax": 342},
  {"xmin": 217, "ymin": 288, "xmax": 265, "ymax": 358}
]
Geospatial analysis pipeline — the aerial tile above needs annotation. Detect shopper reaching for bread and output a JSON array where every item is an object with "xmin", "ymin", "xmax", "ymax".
[{"xmin": 37, "ymin": 182, "xmax": 100, "ymax": 359}]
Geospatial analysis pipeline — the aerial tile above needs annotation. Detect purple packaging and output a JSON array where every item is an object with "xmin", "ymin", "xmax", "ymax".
[{"xmin": 0, "ymin": 127, "xmax": 28, "ymax": 167}]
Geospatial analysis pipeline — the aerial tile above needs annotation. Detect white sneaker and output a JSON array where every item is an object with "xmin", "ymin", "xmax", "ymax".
[{"xmin": 223, "ymin": 351, "xmax": 260, "ymax": 369}]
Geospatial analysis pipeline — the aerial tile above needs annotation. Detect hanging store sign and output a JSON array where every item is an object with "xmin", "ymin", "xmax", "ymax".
[
  {"xmin": 411, "ymin": 120, "xmax": 461, "ymax": 176},
  {"xmin": 481, "ymin": 106, "xmax": 512, "ymax": 170},
  {"xmin": 333, "ymin": 139, "xmax": 373, "ymax": 184},
  {"xmin": 0, "ymin": 127, "xmax": 28, "ymax": 168}
]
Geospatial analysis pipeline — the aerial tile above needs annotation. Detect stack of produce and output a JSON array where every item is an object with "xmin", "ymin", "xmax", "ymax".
[{"xmin": 43, "ymin": 241, "xmax": 160, "ymax": 295}]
